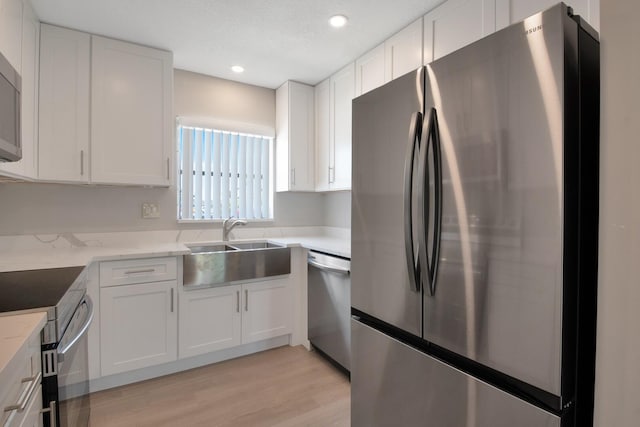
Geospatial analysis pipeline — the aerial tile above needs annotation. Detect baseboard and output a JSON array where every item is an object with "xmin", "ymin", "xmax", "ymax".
[{"xmin": 90, "ymin": 335, "xmax": 291, "ymax": 393}]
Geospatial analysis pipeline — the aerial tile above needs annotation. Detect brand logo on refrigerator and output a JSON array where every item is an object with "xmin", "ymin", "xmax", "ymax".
[{"xmin": 525, "ymin": 24, "xmax": 543, "ymax": 35}]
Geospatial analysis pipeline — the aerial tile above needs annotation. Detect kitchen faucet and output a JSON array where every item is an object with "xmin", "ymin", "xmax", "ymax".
[{"xmin": 222, "ymin": 216, "xmax": 247, "ymax": 241}]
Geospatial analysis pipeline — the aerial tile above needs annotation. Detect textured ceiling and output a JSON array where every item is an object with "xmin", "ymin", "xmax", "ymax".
[{"xmin": 30, "ymin": 0, "xmax": 444, "ymax": 89}]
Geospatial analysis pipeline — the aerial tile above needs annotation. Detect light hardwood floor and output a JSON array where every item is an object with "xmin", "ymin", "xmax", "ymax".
[{"xmin": 89, "ymin": 345, "xmax": 350, "ymax": 426}]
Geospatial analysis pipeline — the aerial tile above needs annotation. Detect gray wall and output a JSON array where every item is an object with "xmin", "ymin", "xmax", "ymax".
[
  {"xmin": 594, "ymin": 1, "xmax": 640, "ymax": 425},
  {"xmin": 0, "ymin": 70, "xmax": 324, "ymax": 235},
  {"xmin": 323, "ymin": 191, "xmax": 351, "ymax": 228}
]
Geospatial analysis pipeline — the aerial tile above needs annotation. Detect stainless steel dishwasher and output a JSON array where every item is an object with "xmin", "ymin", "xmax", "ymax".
[{"xmin": 307, "ymin": 250, "xmax": 351, "ymax": 373}]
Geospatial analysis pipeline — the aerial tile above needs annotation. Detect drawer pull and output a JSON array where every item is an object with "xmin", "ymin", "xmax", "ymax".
[
  {"xmin": 4, "ymin": 371, "xmax": 42, "ymax": 413},
  {"xmin": 124, "ymin": 268, "xmax": 155, "ymax": 275}
]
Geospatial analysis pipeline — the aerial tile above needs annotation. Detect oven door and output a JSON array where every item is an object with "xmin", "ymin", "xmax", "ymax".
[{"xmin": 56, "ymin": 295, "xmax": 93, "ymax": 427}]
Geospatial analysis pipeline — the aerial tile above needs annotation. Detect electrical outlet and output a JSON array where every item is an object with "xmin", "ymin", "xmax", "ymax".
[{"xmin": 142, "ymin": 203, "xmax": 160, "ymax": 219}]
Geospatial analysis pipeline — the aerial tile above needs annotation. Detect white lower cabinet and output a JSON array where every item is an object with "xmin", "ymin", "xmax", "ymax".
[
  {"xmin": 100, "ymin": 280, "xmax": 177, "ymax": 376},
  {"xmin": 178, "ymin": 278, "xmax": 293, "ymax": 359},
  {"xmin": 178, "ymin": 285, "xmax": 242, "ymax": 358},
  {"xmin": 242, "ymin": 278, "xmax": 292, "ymax": 344},
  {"xmin": 17, "ymin": 385, "xmax": 42, "ymax": 427}
]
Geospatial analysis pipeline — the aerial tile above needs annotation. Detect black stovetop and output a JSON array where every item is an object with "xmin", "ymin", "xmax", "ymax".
[{"xmin": 0, "ymin": 266, "xmax": 85, "ymax": 313}]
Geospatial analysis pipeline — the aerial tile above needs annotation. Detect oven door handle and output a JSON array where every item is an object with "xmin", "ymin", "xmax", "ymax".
[{"xmin": 58, "ymin": 296, "xmax": 94, "ymax": 358}]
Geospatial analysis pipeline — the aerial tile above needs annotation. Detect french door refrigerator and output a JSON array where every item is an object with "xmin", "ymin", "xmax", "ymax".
[{"xmin": 351, "ymin": 3, "xmax": 599, "ymax": 427}]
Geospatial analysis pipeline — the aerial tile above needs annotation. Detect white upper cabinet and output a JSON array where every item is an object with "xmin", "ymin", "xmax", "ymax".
[
  {"xmin": 384, "ymin": 18, "xmax": 423, "ymax": 82},
  {"xmin": 91, "ymin": 36, "xmax": 173, "ymax": 186},
  {"xmin": 314, "ymin": 78, "xmax": 331, "ymax": 191},
  {"xmin": 496, "ymin": 0, "xmax": 599, "ymax": 31},
  {"xmin": 355, "ymin": 43, "xmax": 385, "ymax": 97},
  {"xmin": 315, "ymin": 63, "xmax": 354, "ymax": 191},
  {"xmin": 0, "ymin": 0, "xmax": 38, "ymax": 179},
  {"xmin": 38, "ymin": 25, "xmax": 173, "ymax": 186},
  {"xmin": 276, "ymin": 80, "xmax": 315, "ymax": 192},
  {"xmin": 38, "ymin": 24, "xmax": 90, "ymax": 183},
  {"xmin": 424, "ymin": 0, "xmax": 496, "ymax": 64},
  {"xmin": 0, "ymin": 0, "xmax": 23, "ymax": 72},
  {"xmin": 330, "ymin": 63, "xmax": 355, "ymax": 190}
]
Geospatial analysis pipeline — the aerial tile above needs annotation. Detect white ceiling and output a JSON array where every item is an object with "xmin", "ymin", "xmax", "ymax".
[{"xmin": 30, "ymin": 0, "xmax": 444, "ymax": 89}]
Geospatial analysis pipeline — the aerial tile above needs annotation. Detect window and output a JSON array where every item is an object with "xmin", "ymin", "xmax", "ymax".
[{"xmin": 177, "ymin": 125, "xmax": 273, "ymax": 220}]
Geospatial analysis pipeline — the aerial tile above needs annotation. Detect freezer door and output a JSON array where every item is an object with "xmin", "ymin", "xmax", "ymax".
[
  {"xmin": 422, "ymin": 5, "xmax": 570, "ymax": 396},
  {"xmin": 351, "ymin": 68, "xmax": 424, "ymax": 336},
  {"xmin": 352, "ymin": 319, "xmax": 560, "ymax": 427}
]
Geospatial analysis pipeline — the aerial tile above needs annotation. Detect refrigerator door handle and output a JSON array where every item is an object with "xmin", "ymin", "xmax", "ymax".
[
  {"xmin": 417, "ymin": 110, "xmax": 431, "ymax": 294},
  {"xmin": 430, "ymin": 108, "xmax": 443, "ymax": 295},
  {"xmin": 404, "ymin": 111, "xmax": 423, "ymax": 292},
  {"xmin": 418, "ymin": 108, "xmax": 443, "ymax": 296}
]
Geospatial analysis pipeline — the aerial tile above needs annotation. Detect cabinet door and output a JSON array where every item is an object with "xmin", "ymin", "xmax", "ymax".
[
  {"xmin": 329, "ymin": 63, "xmax": 354, "ymax": 190},
  {"xmin": 91, "ymin": 36, "xmax": 173, "ymax": 186},
  {"xmin": 288, "ymin": 81, "xmax": 315, "ymax": 191},
  {"xmin": 275, "ymin": 81, "xmax": 315, "ymax": 192},
  {"xmin": 178, "ymin": 285, "xmax": 242, "ymax": 359},
  {"xmin": 424, "ymin": 0, "xmax": 496, "ymax": 64},
  {"xmin": 100, "ymin": 280, "xmax": 177, "ymax": 376},
  {"xmin": 0, "ymin": 1, "xmax": 38, "ymax": 179},
  {"xmin": 17, "ymin": 384, "xmax": 42, "ymax": 427},
  {"xmin": 38, "ymin": 25, "xmax": 90, "ymax": 183},
  {"xmin": 241, "ymin": 278, "xmax": 292, "ymax": 344},
  {"xmin": 384, "ymin": 18, "xmax": 423, "ymax": 82},
  {"xmin": 0, "ymin": 0, "xmax": 22, "ymax": 72},
  {"xmin": 496, "ymin": 0, "xmax": 599, "ymax": 31},
  {"xmin": 314, "ymin": 78, "xmax": 330, "ymax": 191},
  {"xmin": 355, "ymin": 43, "xmax": 385, "ymax": 96}
]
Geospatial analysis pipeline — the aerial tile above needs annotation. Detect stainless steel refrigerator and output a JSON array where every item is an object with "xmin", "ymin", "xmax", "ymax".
[{"xmin": 351, "ymin": 4, "xmax": 599, "ymax": 426}]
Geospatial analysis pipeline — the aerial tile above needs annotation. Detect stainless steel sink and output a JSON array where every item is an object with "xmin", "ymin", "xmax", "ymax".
[
  {"xmin": 228, "ymin": 242, "xmax": 281, "ymax": 250},
  {"xmin": 187, "ymin": 244, "xmax": 237, "ymax": 254},
  {"xmin": 183, "ymin": 241, "xmax": 291, "ymax": 288}
]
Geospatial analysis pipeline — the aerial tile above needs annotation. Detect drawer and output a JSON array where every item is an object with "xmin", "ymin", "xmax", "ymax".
[
  {"xmin": 1, "ymin": 333, "xmax": 42, "ymax": 426},
  {"xmin": 100, "ymin": 257, "xmax": 178, "ymax": 287}
]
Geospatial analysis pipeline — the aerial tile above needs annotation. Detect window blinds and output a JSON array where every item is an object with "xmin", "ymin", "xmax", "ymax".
[{"xmin": 178, "ymin": 126, "xmax": 272, "ymax": 220}]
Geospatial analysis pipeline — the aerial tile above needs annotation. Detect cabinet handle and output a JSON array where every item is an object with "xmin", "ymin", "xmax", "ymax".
[
  {"xmin": 236, "ymin": 290, "xmax": 240, "ymax": 313},
  {"xmin": 166, "ymin": 158, "xmax": 170, "ymax": 180},
  {"xmin": 80, "ymin": 150, "xmax": 84, "ymax": 176},
  {"xmin": 4, "ymin": 371, "xmax": 42, "ymax": 412},
  {"xmin": 41, "ymin": 400, "xmax": 57, "ymax": 427},
  {"xmin": 245, "ymin": 290, "xmax": 248, "ymax": 311},
  {"xmin": 170, "ymin": 288, "xmax": 174, "ymax": 313},
  {"xmin": 291, "ymin": 168, "xmax": 296, "ymax": 186},
  {"xmin": 329, "ymin": 166, "xmax": 335, "ymax": 184},
  {"xmin": 124, "ymin": 269, "xmax": 155, "ymax": 275}
]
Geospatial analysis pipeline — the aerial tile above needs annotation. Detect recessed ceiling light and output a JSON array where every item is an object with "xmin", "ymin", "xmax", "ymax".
[
  {"xmin": 231, "ymin": 65, "xmax": 244, "ymax": 73},
  {"xmin": 329, "ymin": 15, "xmax": 348, "ymax": 28}
]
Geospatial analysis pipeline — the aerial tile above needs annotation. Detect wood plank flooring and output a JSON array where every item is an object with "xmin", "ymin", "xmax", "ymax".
[{"xmin": 89, "ymin": 345, "xmax": 350, "ymax": 426}]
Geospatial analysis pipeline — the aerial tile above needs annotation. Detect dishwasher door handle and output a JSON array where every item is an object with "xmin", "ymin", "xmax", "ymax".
[{"xmin": 308, "ymin": 258, "xmax": 350, "ymax": 275}]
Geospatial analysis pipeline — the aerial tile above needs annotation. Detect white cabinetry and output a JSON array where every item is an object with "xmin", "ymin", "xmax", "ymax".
[
  {"xmin": 179, "ymin": 285, "xmax": 242, "ymax": 358},
  {"xmin": 276, "ymin": 80, "xmax": 315, "ymax": 192},
  {"xmin": 0, "ymin": 0, "xmax": 39, "ymax": 179},
  {"xmin": 178, "ymin": 278, "xmax": 293, "ymax": 359},
  {"xmin": 242, "ymin": 278, "xmax": 292, "ymax": 344},
  {"xmin": 496, "ymin": 0, "xmax": 599, "ymax": 31},
  {"xmin": 384, "ymin": 18, "xmax": 423, "ymax": 82},
  {"xmin": 315, "ymin": 63, "xmax": 354, "ymax": 191},
  {"xmin": 0, "ymin": 0, "xmax": 23, "ymax": 72},
  {"xmin": 355, "ymin": 43, "xmax": 385, "ymax": 96},
  {"xmin": 37, "ymin": 24, "xmax": 173, "ymax": 186},
  {"xmin": 0, "ymin": 316, "xmax": 42, "ymax": 427},
  {"xmin": 423, "ymin": 0, "xmax": 496, "ymax": 63},
  {"xmin": 314, "ymin": 78, "xmax": 330, "ymax": 191},
  {"xmin": 91, "ymin": 36, "xmax": 172, "ymax": 186},
  {"xmin": 38, "ymin": 24, "xmax": 90, "ymax": 183},
  {"xmin": 99, "ymin": 258, "xmax": 178, "ymax": 376}
]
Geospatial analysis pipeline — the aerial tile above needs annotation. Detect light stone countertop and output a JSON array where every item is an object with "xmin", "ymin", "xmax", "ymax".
[
  {"xmin": 0, "ymin": 311, "xmax": 46, "ymax": 382},
  {"xmin": 0, "ymin": 230, "xmax": 350, "ymax": 273}
]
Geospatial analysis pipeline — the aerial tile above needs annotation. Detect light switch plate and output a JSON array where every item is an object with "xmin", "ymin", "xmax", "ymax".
[{"xmin": 142, "ymin": 203, "xmax": 160, "ymax": 219}]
